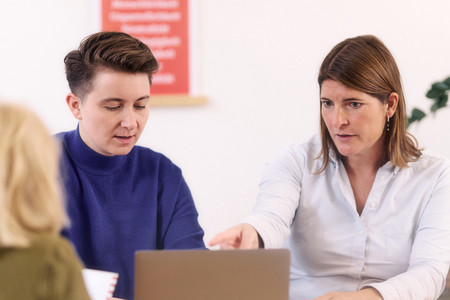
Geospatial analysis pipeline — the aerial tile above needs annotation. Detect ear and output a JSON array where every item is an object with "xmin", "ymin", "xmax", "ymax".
[
  {"xmin": 66, "ymin": 93, "xmax": 83, "ymax": 120},
  {"xmin": 386, "ymin": 92, "xmax": 398, "ymax": 118}
]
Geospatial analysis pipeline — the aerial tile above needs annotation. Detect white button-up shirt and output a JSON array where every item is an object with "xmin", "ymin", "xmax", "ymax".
[{"xmin": 243, "ymin": 135, "xmax": 450, "ymax": 300}]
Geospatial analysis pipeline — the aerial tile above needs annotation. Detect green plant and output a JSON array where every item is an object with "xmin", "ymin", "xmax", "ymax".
[{"xmin": 407, "ymin": 76, "xmax": 450, "ymax": 128}]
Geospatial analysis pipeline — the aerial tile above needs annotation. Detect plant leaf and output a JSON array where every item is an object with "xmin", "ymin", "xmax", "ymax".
[
  {"xmin": 407, "ymin": 108, "xmax": 426, "ymax": 127},
  {"xmin": 436, "ymin": 93, "xmax": 448, "ymax": 108},
  {"xmin": 431, "ymin": 102, "xmax": 438, "ymax": 113},
  {"xmin": 411, "ymin": 108, "xmax": 426, "ymax": 120},
  {"xmin": 444, "ymin": 77, "xmax": 450, "ymax": 87},
  {"xmin": 427, "ymin": 81, "xmax": 449, "ymax": 99},
  {"xmin": 426, "ymin": 87, "xmax": 442, "ymax": 99},
  {"xmin": 432, "ymin": 82, "xmax": 450, "ymax": 91},
  {"xmin": 411, "ymin": 75, "xmax": 449, "ymax": 128},
  {"xmin": 430, "ymin": 94, "xmax": 447, "ymax": 113}
]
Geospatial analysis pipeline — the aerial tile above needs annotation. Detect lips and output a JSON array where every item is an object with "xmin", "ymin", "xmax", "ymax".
[
  {"xmin": 335, "ymin": 134, "xmax": 355, "ymax": 140},
  {"xmin": 114, "ymin": 135, "xmax": 135, "ymax": 143}
]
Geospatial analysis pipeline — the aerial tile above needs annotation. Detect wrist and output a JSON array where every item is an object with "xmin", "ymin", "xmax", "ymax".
[{"xmin": 360, "ymin": 287, "xmax": 383, "ymax": 300}]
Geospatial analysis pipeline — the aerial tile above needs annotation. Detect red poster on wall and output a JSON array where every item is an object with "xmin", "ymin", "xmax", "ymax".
[{"xmin": 101, "ymin": 0, "xmax": 190, "ymax": 95}]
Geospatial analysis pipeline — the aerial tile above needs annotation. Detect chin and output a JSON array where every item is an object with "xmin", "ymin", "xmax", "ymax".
[
  {"xmin": 111, "ymin": 147, "xmax": 134, "ymax": 156},
  {"xmin": 336, "ymin": 147, "xmax": 356, "ymax": 157}
]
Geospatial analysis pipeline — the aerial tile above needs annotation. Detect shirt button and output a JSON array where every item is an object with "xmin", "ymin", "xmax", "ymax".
[
  {"xmin": 370, "ymin": 202, "xmax": 376, "ymax": 208},
  {"xmin": 380, "ymin": 175, "xmax": 386, "ymax": 180},
  {"xmin": 356, "ymin": 260, "xmax": 361, "ymax": 266}
]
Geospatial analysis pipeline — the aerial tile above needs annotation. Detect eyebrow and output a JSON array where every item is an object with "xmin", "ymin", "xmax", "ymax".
[
  {"xmin": 100, "ymin": 96, "xmax": 150, "ymax": 104},
  {"xmin": 320, "ymin": 97, "xmax": 363, "ymax": 102}
]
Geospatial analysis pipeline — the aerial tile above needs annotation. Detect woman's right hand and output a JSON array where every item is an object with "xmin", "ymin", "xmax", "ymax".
[{"xmin": 209, "ymin": 223, "xmax": 260, "ymax": 249}]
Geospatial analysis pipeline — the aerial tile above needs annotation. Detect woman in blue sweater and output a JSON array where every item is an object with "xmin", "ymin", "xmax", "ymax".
[{"xmin": 59, "ymin": 31, "xmax": 205, "ymax": 300}]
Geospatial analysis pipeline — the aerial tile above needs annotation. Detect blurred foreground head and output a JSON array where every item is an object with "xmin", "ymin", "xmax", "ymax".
[{"xmin": 0, "ymin": 103, "xmax": 68, "ymax": 247}]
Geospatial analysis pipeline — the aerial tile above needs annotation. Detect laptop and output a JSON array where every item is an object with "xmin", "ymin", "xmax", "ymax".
[{"xmin": 134, "ymin": 248, "xmax": 290, "ymax": 300}]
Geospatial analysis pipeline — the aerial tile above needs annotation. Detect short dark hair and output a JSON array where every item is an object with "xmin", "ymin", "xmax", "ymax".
[{"xmin": 64, "ymin": 31, "xmax": 159, "ymax": 99}]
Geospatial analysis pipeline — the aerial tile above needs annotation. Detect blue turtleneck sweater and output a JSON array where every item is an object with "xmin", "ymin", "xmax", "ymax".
[{"xmin": 57, "ymin": 129, "xmax": 205, "ymax": 300}]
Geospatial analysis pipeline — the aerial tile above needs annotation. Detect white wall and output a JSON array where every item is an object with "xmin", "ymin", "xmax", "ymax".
[{"xmin": 1, "ymin": 0, "xmax": 449, "ymax": 245}]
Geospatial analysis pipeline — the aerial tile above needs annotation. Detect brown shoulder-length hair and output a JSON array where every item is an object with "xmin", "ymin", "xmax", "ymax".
[{"xmin": 316, "ymin": 35, "xmax": 422, "ymax": 173}]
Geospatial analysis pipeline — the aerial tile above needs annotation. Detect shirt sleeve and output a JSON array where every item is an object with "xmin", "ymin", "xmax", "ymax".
[
  {"xmin": 243, "ymin": 146, "xmax": 305, "ymax": 248},
  {"xmin": 366, "ymin": 162, "xmax": 450, "ymax": 299},
  {"xmin": 161, "ymin": 173, "xmax": 206, "ymax": 249}
]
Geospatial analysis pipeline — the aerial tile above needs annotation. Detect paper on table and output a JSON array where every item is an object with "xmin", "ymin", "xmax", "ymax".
[{"xmin": 82, "ymin": 268, "xmax": 119, "ymax": 300}]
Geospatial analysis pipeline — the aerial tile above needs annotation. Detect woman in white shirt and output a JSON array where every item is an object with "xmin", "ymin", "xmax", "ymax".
[{"xmin": 210, "ymin": 35, "xmax": 450, "ymax": 300}]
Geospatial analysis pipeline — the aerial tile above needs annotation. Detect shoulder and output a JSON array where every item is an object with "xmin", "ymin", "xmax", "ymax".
[
  {"xmin": 396, "ymin": 150, "xmax": 450, "ymax": 192},
  {"xmin": 54, "ymin": 131, "xmax": 66, "ymax": 140},
  {"xmin": 269, "ymin": 135, "xmax": 323, "ymax": 173},
  {"xmin": 11, "ymin": 234, "xmax": 84, "ymax": 280},
  {"xmin": 132, "ymin": 145, "xmax": 180, "ymax": 168},
  {"xmin": 31, "ymin": 234, "xmax": 86, "ymax": 283},
  {"xmin": 275, "ymin": 135, "xmax": 320, "ymax": 159},
  {"xmin": 0, "ymin": 234, "xmax": 86, "ymax": 299},
  {"xmin": 292, "ymin": 134, "xmax": 322, "ymax": 158},
  {"xmin": 54, "ymin": 129, "xmax": 77, "ymax": 156},
  {"xmin": 410, "ymin": 150, "xmax": 450, "ymax": 173},
  {"xmin": 131, "ymin": 145, "xmax": 183, "ymax": 176},
  {"xmin": 31, "ymin": 234, "xmax": 80, "ymax": 263},
  {"xmin": 54, "ymin": 129, "xmax": 75, "ymax": 143},
  {"xmin": 31, "ymin": 234, "xmax": 90, "ymax": 299},
  {"xmin": 0, "ymin": 234, "xmax": 79, "ymax": 270}
]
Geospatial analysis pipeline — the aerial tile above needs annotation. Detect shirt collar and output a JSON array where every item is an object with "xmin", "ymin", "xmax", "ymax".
[
  {"xmin": 328, "ymin": 146, "xmax": 399, "ymax": 175},
  {"xmin": 63, "ymin": 126, "xmax": 129, "ymax": 175}
]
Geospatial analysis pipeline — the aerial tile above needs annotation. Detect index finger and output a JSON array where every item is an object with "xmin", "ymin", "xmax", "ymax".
[{"xmin": 209, "ymin": 229, "xmax": 240, "ymax": 248}]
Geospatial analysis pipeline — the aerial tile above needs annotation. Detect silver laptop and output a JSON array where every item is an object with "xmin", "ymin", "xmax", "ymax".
[{"xmin": 134, "ymin": 249, "xmax": 290, "ymax": 300}]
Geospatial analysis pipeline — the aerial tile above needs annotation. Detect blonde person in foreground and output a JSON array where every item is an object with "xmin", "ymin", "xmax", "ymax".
[
  {"xmin": 210, "ymin": 35, "xmax": 450, "ymax": 300},
  {"xmin": 0, "ymin": 103, "xmax": 90, "ymax": 299}
]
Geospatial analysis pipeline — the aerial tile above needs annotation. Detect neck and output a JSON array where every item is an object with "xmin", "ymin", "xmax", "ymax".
[
  {"xmin": 343, "ymin": 155, "xmax": 387, "ymax": 177},
  {"xmin": 342, "ymin": 139, "xmax": 388, "ymax": 176}
]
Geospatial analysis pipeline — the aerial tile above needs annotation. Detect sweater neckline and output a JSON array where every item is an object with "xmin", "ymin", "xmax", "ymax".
[{"xmin": 64, "ymin": 127, "xmax": 129, "ymax": 175}]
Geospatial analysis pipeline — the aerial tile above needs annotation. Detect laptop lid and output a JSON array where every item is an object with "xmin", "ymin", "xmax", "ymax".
[{"xmin": 134, "ymin": 249, "xmax": 290, "ymax": 300}]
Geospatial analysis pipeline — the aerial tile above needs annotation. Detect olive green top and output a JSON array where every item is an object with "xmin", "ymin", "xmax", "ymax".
[{"xmin": 0, "ymin": 233, "xmax": 90, "ymax": 300}]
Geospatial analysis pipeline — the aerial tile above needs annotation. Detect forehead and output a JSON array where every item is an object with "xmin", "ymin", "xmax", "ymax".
[
  {"xmin": 84, "ymin": 69, "xmax": 150, "ymax": 101},
  {"xmin": 320, "ymin": 80, "xmax": 364, "ymax": 97},
  {"xmin": 91, "ymin": 69, "xmax": 149, "ymax": 87}
]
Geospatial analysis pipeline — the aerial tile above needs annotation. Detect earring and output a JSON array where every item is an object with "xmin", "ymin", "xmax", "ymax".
[{"xmin": 386, "ymin": 116, "xmax": 390, "ymax": 132}]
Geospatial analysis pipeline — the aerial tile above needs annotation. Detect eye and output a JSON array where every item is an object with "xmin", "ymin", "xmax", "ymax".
[
  {"xmin": 134, "ymin": 105, "xmax": 146, "ymax": 110},
  {"xmin": 349, "ymin": 102, "xmax": 362, "ymax": 109},
  {"xmin": 105, "ymin": 106, "xmax": 120, "ymax": 111},
  {"xmin": 321, "ymin": 100, "xmax": 333, "ymax": 108}
]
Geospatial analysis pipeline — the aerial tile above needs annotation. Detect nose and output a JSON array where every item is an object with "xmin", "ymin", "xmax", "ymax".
[
  {"xmin": 120, "ymin": 108, "xmax": 137, "ymax": 130},
  {"xmin": 331, "ymin": 107, "xmax": 349, "ymax": 128}
]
